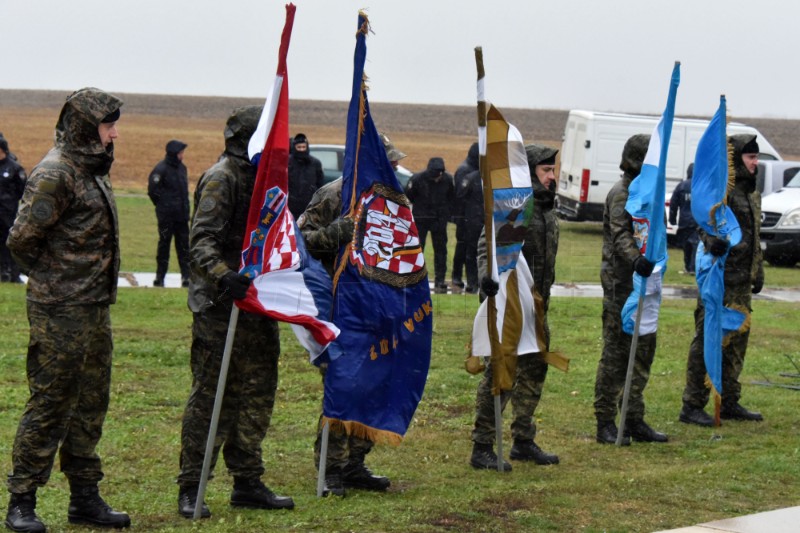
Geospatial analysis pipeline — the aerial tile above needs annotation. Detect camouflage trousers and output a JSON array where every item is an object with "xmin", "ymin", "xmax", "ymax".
[
  {"xmin": 178, "ymin": 304, "xmax": 280, "ymax": 487},
  {"xmin": 7, "ymin": 302, "xmax": 113, "ymax": 494},
  {"xmin": 593, "ymin": 302, "xmax": 657, "ymax": 422},
  {"xmin": 313, "ymin": 364, "xmax": 373, "ymax": 472},
  {"xmin": 682, "ymin": 288, "xmax": 752, "ymax": 409},
  {"xmin": 471, "ymin": 353, "xmax": 550, "ymax": 445}
]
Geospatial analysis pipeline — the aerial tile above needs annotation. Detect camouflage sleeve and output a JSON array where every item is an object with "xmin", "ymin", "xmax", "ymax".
[
  {"xmin": 752, "ymin": 191, "xmax": 764, "ymax": 287},
  {"xmin": 297, "ymin": 184, "xmax": 347, "ymax": 258},
  {"xmin": 608, "ymin": 186, "xmax": 641, "ymax": 266},
  {"xmin": 7, "ymin": 165, "xmax": 71, "ymax": 271},
  {"xmin": 189, "ymin": 170, "xmax": 235, "ymax": 283}
]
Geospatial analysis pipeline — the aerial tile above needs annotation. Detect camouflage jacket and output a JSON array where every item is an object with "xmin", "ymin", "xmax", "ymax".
[
  {"xmin": 187, "ymin": 106, "xmax": 261, "ymax": 313},
  {"xmin": 600, "ymin": 172, "xmax": 641, "ymax": 306},
  {"xmin": 521, "ymin": 180, "xmax": 559, "ymax": 310},
  {"xmin": 8, "ymin": 88, "xmax": 122, "ymax": 305},
  {"xmin": 297, "ymin": 177, "xmax": 345, "ymax": 277}
]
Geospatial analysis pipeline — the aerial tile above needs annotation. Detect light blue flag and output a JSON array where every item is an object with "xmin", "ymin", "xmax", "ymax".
[
  {"xmin": 690, "ymin": 95, "xmax": 746, "ymax": 395},
  {"xmin": 621, "ymin": 62, "xmax": 680, "ymax": 334}
]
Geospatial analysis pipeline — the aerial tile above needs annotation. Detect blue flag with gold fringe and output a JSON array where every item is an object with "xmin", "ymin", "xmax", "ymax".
[{"xmin": 321, "ymin": 11, "xmax": 432, "ymax": 444}]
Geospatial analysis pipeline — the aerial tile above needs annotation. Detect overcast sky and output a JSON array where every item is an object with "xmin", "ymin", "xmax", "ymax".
[{"xmin": 3, "ymin": 0, "xmax": 797, "ymax": 118}]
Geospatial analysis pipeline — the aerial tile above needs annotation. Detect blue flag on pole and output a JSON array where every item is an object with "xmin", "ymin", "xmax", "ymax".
[
  {"xmin": 321, "ymin": 12, "xmax": 432, "ymax": 444},
  {"xmin": 621, "ymin": 62, "xmax": 680, "ymax": 334},
  {"xmin": 690, "ymin": 95, "xmax": 746, "ymax": 396}
]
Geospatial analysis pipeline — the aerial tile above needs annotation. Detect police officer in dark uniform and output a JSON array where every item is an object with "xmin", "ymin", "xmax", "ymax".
[
  {"xmin": 0, "ymin": 135, "xmax": 26, "ymax": 283},
  {"xmin": 452, "ymin": 143, "xmax": 483, "ymax": 293},
  {"xmin": 406, "ymin": 157, "xmax": 454, "ymax": 293},
  {"xmin": 669, "ymin": 163, "xmax": 698, "ymax": 274},
  {"xmin": 287, "ymin": 133, "xmax": 324, "ymax": 219},
  {"xmin": 6, "ymin": 87, "xmax": 130, "ymax": 532},
  {"xmin": 148, "ymin": 139, "xmax": 191, "ymax": 287},
  {"xmin": 177, "ymin": 106, "xmax": 293, "ymax": 519}
]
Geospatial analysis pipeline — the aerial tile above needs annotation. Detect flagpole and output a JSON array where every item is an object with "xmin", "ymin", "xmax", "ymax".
[
  {"xmin": 616, "ymin": 295, "xmax": 644, "ymax": 446},
  {"xmin": 316, "ymin": 420, "xmax": 330, "ymax": 497},
  {"xmin": 194, "ymin": 306, "xmax": 239, "ymax": 519},
  {"xmin": 474, "ymin": 46, "xmax": 505, "ymax": 473}
]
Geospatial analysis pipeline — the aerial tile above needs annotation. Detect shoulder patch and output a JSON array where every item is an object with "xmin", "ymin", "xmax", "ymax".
[
  {"xmin": 37, "ymin": 178, "xmax": 60, "ymax": 194},
  {"xmin": 152, "ymin": 174, "xmax": 161, "ymax": 184},
  {"xmin": 199, "ymin": 197, "xmax": 217, "ymax": 213},
  {"xmin": 31, "ymin": 198, "xmax": 55, "ymax": 221},
  {"xmin": 611, "ymin": 205, "xmax": 625, "ymax": 218}
]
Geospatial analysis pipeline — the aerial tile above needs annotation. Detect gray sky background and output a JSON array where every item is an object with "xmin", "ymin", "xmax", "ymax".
[{"xmin": 3, "ymin": 0, "xmax": 797, "ymax": 118}]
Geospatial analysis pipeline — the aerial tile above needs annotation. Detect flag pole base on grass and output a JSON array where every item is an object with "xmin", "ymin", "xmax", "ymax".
[
  {"xmin": 316, "ymin": 420, "xmax": 330, "ymax": 497},
  {"xmin": 194, "ymin": 306, "xmax": 240, "ymax": 519},
  {"xmin": 617, "ymin": 295, "xmax": 644, "ymax": 446},
  {"xmin": 494, "ymin": 395, "xmax": 504, "ymax": 471}
]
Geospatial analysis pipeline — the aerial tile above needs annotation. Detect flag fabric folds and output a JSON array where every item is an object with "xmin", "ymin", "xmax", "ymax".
[
  {"xmin": 690, "ymin": 95, "xmax": 746, "ymax": 396},
  {"xmin": 321, "ymin": 12, "xmax": 432, "ymax": 444},
  {"xmin": 621, "ymin": 62, "xmax": 680, "ymax": 335},
  {"xmin": 470, "ymin": 47, "xmax": 538, "ymax": 395},
  {"xmin": 236, "ymin": 3, "xmax": 339, "ymax": 360}
]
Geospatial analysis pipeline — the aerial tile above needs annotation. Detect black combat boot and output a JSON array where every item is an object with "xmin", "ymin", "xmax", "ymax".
[
  {"xmin": 5, "ymin": 490, "xmax": 46, "ymax": 533},
  {"xmin": 720, "ymin": 403, "xmax": 763, "ymax": 421},
  {"xmin": 470, "ymin": 442, "xmax": 512, "ymax": 472},
  {"xmin": 624, "ymin": 419, "xmax": 668, "ymax": 443},
  {"xmin": 342, "ymin": 460, "xmax": 390, "ymax": 491},
  {"xmin": 177, "ymin": 485, "xmax": 211, "ymax": 519},
  {"xmin": 509, "ymin": 439, "xmax": 560, "ymax": 465},
  {"xmin": 68, "ymin": 483, "xmax": 131, "ymax": 528},
  {"xmin": 321, "ymin": 468, "xmax": 345, "ymax": 497},
  {"xmin": 596, "ymin": 420, "xmax": 630, "ymax": 446},
  {"xmin": 679, "ymin": 405, "xmax": 714, "ymax": 427},
  {"xmin": 230, "ymin": 478, "xmax": 294, "ymax": 510}
]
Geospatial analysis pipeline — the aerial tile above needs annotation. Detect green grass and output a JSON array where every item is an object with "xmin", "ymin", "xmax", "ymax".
[
  {"xmin": 118, "ymin": 195, "xmax": 800, "ymax": 289},
  {"xmin": 1, "ymin": 283, "xmax": 799, "ymax": 532}
]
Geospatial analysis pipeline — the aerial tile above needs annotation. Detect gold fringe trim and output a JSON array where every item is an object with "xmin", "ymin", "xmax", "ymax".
[
  {"xmin": 721, "ymin": 303, "xmax": 751, "ymax": 347},
  {"xmin": 703, "ymin": 375, "xmax": 723, "ymax": 427},
  {"xmin": 321, "ymin": 416, "xmax": 403, "ymax": 447}
]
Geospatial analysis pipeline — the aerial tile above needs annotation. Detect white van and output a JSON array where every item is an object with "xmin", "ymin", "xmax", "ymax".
[{"xmin": 556, "ymin": 110, "xmax": 782, "ymax": 225}]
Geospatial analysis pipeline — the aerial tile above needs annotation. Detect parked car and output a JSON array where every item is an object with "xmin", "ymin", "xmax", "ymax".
[
  {"xmin": 308, "ymin": 144, "xmax": 413, "ymax": 188},
  {"xmin": 760, "ymin": 173, "xmax": 800, "ymax": 267}
]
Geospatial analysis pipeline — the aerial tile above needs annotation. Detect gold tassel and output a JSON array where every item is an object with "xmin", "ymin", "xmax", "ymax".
[
  {"xmin": 322, "ymin": 416, "xmax": 403, "ymax": 446},
  {"xmin": 703, "ymin": 374, "xmax": 722, "ymax": 427}
]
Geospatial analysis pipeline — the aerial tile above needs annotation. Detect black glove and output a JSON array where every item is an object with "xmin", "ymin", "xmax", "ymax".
[
  {"xmin": 330, "ymin": 217, "xmax": 355, "ymax": 242},
  {"xmin": 220, "ymin": 271, "xmax": 252, "ymax": 300},
  {"xmin": 480, "ymin": 276, "xmax": 499, "ymax": 297},
  {"xmin": 633, "ymin": 256, "xmax": 655, "ymax": 278},
  {"xmin": 752, "ymin": 277, "xmax": 764, "ymax": 295},
  {"xmin": 708, "ymin": 237, "xmax": 729, "ymax": 257}
]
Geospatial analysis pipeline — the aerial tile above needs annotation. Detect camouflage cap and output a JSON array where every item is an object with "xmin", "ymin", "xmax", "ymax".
[
  {"xmin": 619, "ymin": 134, "xmax": 651, "ymax": 177},
  {"xmin": 525, "ymin": 144, "xmax": 559, "ymax": 169},
  {"xmin": 224, "ymin": 105, "xmax": 262, "ymax": 160},
  {"xmin": 379, "ymin": 132, "xmax": 406, "ymax": 162}
]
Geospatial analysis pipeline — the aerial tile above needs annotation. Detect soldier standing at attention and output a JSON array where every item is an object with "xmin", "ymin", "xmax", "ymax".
[
  {"xmin": 594, "ymin": 134, "xmax": 668, "ymax": 446},
  {"xmin": 177, "ymin": 106, "xmax": 293, "ymax": 518},
  {"xmin": 147, "ymin": 139, "xmax": 191, "ymax": 287},
  {"xmin": 679, "ymin": 135, "xmax": 765, "ymax": 426},
  {"xmin": 5, "ymin": 88, "xmax": 130, "ymax": 532}
]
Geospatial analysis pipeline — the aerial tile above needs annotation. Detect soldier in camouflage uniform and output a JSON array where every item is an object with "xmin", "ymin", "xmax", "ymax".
[
  {"xmin": 470, "ymin": 145, "xmax": 562, "ymax": 471},
  {"xmin": 679, "ymin": 134, "xmax": 765, "ymax": 427},
  {"xmin": 5, "ymin": 88, "xmax": 130, "ymax": 532},
  {"xmin": 177, "ymin": 106, "xmax": 293, "ymax": 519},
  {"xmin": 295, "ymin": 132, "xmax": 404, "ymax": 496},
  {"xmin": 593, "ymin": 134, "xmax": 668, "ymax": 446}
]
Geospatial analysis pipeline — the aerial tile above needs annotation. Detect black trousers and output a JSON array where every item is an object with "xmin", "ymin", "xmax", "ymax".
[{"xmin": 156, "ymin": 219, "xmax": 191, "ymax": 281}]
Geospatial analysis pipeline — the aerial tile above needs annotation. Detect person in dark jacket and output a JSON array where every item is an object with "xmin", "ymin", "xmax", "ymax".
[
  {"xmin": 679, "ymin": 134, "xmax": 765, "ymax": 427},
  {"xmin": 451, "ymin": 143, "xmax": 483, "ymax": 293},
  {"xmin": 148, "ymin": 140, "xmax": 191, "ymax": 287},
  {"xmin": 0, "ymin": 135, "xmax": 26, "ymax": 283},
  {"xmin": 6, "ymin": 87, "xmax": 130, "ymax": 532},
  {"xmin": 287, "ymin": 133, "xmax": 324, "ymax": 219},
  {"xmin": 406, "ymin": 157, "xmax": 455, "ymax": 292},
  {"xmin": 669, "ymin": 163, "xmax": 698, "ymax": 274}
]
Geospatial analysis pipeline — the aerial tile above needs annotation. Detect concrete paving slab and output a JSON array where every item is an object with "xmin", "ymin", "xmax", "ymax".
[{"xmin": 657, "ymin": 506, "xmax": 800, "ymax": 533}]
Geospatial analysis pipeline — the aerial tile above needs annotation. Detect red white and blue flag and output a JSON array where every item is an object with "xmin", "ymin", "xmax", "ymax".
[
  {"xmin": 320, "ymin": 12, "xmax": 432, "ymax": 444},
  {"xmin": 236, "ymin": 3, "xmax": 339, "ymax": 360}
]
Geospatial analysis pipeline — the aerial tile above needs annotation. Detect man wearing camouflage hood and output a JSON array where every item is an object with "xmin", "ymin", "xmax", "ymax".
[
  {"xmin": 177, "ymin": 106, "xmax": 293, "ymax": 519},
  {"xmin": 470, "ymin": 144, "xmax": 562, "ymax": 470},
  {"xmin": 6, "ymin": 88, "xmax": 130, "ymax": 532},
  {"xmin": 593, "ymin": 134, "xmax": 668, "ymax": 446},
  {"xmin": 679, "ymin": 134, "xmax": 765, "ymax": 427}
]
